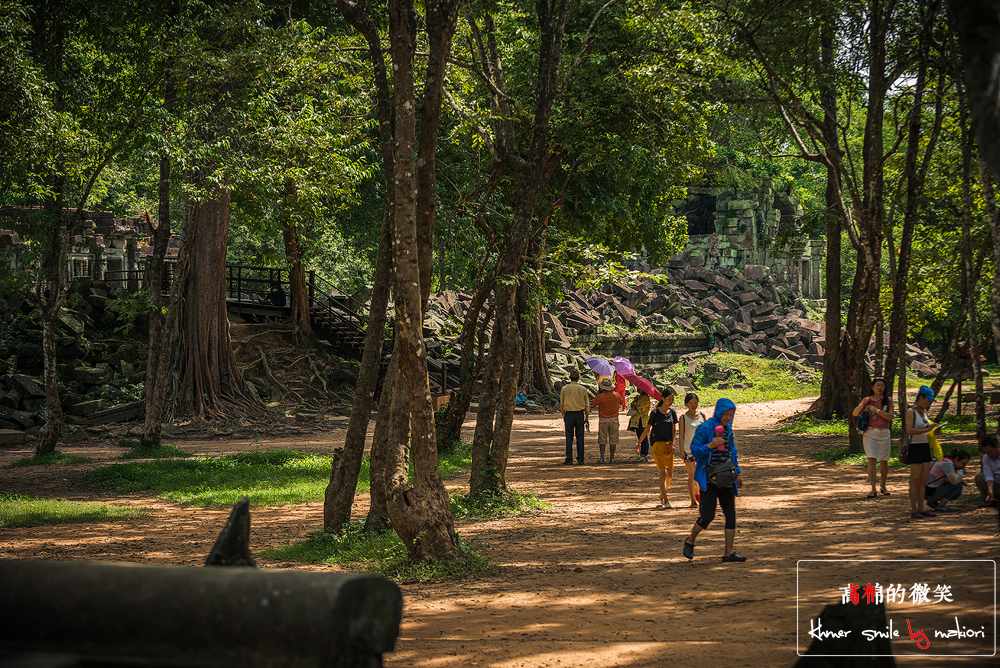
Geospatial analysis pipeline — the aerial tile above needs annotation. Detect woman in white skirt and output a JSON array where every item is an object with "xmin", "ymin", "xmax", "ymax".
[{"xmin": 852, "ymin": 377, "xmax": 894, "ymax": 498}]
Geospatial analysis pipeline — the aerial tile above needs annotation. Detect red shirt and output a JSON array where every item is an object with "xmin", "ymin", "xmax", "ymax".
[{"xmin": 592, "ymin": 391, "xmax": 621, "ymax": 418}]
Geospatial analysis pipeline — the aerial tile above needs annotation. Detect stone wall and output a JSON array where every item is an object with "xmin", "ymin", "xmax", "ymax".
[{"xmin": 672, "ymin": 181, "xmax": 824, "ymax": 299}]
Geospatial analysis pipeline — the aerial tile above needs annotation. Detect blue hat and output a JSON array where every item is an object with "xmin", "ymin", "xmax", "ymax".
[{"xmin": 918, "ymin": 385, "xmax": 935, "ymax": 402}]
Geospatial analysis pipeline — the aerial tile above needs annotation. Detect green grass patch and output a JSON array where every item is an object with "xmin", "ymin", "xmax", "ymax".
[
  {"xmin": 259, "ymin": 524, "xmax": 491, "ymax": 581},
  {"xmin": 86, "ymin": 440, "xmax": 475, "ymax": 508},
  {"xmin": 661, "ymin": 352, "xmax": 820, "ymax": 404},
  {"xmin": 777, "ymin": 417, "xmax": 848, "ymax": 436},
  {"xmin": 450, "ymin": 487, "xmax": 550, "ymax": 519},
  {"xmin": 780, "ymin": 414, "xmax": 997, "ymax": 437},
  {"xmin": 10, "ymin": 450, "xmax": 93, "ymax": 466},
  {"xmin": 117, "ymin": 444, "xmax": 193, "ymax": 460},
  {"xmin": 0, "ymin": 492, "xmax": 148, "ymax": 527},
  {"xmin": 87, "ymin": 449, "xmax": 342, "ymax": 507}
]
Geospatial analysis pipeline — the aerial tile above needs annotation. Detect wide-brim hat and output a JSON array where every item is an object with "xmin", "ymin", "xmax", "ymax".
[{"xmin": 599, "ymin": 377, "xmax": 614, "ymax": 391}]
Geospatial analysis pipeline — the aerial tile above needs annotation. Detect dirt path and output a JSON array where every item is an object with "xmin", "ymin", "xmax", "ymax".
[{"xmin": 1, "ymin": 398, "xmax": 997, "ymax": 666}]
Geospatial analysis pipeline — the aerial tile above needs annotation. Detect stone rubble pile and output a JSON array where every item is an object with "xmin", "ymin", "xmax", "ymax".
[
  {"xmin": 423, "ymin": 261, "xmax": 942, "ymax": 384},
  {"xmin": 0, "ymin": 277, "xmax": 145, "ymax": 436}
]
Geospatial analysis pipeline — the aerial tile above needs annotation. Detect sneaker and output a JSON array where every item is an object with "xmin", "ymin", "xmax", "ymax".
[
  {"xmin": 609, "ymin": 456, "xmax": 617, "ymax": 464},
  {"xmin": 910, "ymin": 512, "xmax": 924, "ymax": 520},
  {"xmin": 920, "ymin": 510, "xmax": 936, "ymax": 518},
  {"xmin": 598, "ymin": 457, "xmax": 606, "ymax": 464},
  {"xmin": 683, "ymin": 539, "xmax": 694, "ymax": 560},
  {"xmin": 721, "ymin": 552, "xmax": 748, "ymax": 563},
  {"xmin": 562, "ymin": 459, "xmax": 573, "ymax": 465}
]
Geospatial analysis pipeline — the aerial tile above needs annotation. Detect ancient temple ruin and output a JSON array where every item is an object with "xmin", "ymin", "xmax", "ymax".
[
  {"xmin": 0, "ymin": 207, "xmax": 179, "ymax": 287},
  {"xmin": 672, "ymin": 179, "xmax": 825, "ymax": 299}
]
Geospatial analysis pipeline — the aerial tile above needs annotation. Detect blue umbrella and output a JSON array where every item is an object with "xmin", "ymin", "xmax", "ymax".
[{"xmin": 586, "ymin": 356, "xmax": 614, "ymax": 377}]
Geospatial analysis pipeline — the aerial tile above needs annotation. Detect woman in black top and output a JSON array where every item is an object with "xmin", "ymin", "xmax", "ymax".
[{"xmin": 638, "ymin": 389, "xmax": 678, "ymax": 509}]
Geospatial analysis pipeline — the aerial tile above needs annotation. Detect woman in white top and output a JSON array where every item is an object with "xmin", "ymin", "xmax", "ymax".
[
  {"xmin": 905, "ymin": 385, "xmax": 942, "ymax": 520},
  {"xmin": 677, "ymin": 392, "xmax": 706, "ymax": 508}
]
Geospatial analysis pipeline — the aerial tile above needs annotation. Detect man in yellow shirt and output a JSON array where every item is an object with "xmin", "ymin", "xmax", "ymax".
[{"xmin": 560, "ymin": 370, "xmax": 590, "ymax": 464}]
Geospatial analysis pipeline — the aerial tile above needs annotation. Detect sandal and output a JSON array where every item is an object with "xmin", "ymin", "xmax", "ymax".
[
  {"xmin": 866, "ymin": 492, "xmax": 878, "ymax": 499},
  {"xmin": 880, "ymin": 488, "xmax": 891, "ymax": 496}
]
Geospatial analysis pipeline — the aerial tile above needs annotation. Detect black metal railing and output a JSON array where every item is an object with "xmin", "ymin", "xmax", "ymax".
[
  {"xmin": 225, "ymin": 265, "xmax": 289, "ymax": 305},
  {"xmin": 104, "ymin": 261, "xmax": 176, "ymax": 295},
  {"xmin": 307, "ymin": 271, "xmax": 370, "ymax": 332}
]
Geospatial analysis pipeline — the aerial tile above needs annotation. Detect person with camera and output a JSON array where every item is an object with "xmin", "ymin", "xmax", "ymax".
[
  {"xmin": 852, "ymin": 376, "xmax": 894, "ymax": 499},
  {"xmin": 682, "ymin": 398, "xmax": 746, "ymax": 563}
]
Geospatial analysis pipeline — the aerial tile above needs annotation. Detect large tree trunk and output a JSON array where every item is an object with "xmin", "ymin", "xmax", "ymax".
[
  {"xmin": 382, "ymin": 0, "xmax": 462, "ymax": 563},
  {"xmin": 324, "ymin": 214, "xmax": 392, "ymax": 532},
  {"xmin": 177, "ymin": 191, "xmax": 253, "ymax": 420}
]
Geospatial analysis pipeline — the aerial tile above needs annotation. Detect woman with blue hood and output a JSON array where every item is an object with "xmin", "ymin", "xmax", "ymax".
[{"xmin": 682, "ymin": 398, "xmax": 747, "ymax": 563}]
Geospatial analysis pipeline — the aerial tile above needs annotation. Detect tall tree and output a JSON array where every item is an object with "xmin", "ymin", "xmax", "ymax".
[
  {"xmin": 381, "ymin": 0, "xmax": 464, "ymax": 562},
  {"xmin": 323, "ymin": 0, "xmax": 397, "ymax": 534},
  {"xmin": 719, "ymin": 0, "xmax": 922, "ymax": 452},
  {"xmin": 948, "ymin": 0, "xmax": 1000, "ymax": 390}
]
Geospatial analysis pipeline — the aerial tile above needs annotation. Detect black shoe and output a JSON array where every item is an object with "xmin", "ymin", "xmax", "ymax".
[
  {"xmin": 576, "ymin": 459, "xmax": 585, "ymax": 464},
  {"xmin": 562, "ymin": 459, "xmax": 573, "ymax": 465},
  {"xmin": 721, "ymin": 552, "xmax": 747, "ymax": 563},
  {"xmin": 683, "ymin": 539, "xmax": 694, "ymax": 560}
]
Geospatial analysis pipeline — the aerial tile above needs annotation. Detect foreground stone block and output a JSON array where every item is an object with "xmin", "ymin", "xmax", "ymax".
[
  {"xmin": 0, "ymin": 429, "xmax": 26, "ymax": 445},
  {"xmin": 66, "ymin": 398, "xmax": 106, "ymax": 415},
  {"xmin": 0, "ymin": 560, "xmax": 403, "ymax": 668}
]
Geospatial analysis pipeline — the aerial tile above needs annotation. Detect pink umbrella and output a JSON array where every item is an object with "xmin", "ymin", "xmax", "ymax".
[
  {"xmin": 586, "ymin": 356, "xmax": 614, "ymax": 377},
  {"xmin": 624, "ymin": 373, "xmax": 660, "ymax": 400},
  {"xmin": 612, "ymin": 356, "xmax": 635, "ymax": 377}
]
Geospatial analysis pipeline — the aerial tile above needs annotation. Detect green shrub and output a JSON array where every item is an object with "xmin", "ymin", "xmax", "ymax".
[
  {"xmin": 450, "ymin": 487, "xmax": 550, "ymax": 519},
  {"xmin": 260, "ymin": 524, "xmax": 491, "ymax": 581}
]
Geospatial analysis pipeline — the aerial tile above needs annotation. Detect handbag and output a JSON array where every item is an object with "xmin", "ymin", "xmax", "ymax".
[
  {"xmin": 857, "ymin": 409, "xmax": 869, "ymax": 433},
  {"xmin": 706, "ymin": 450, "xmax": 738, "ymax": 488},
  {"xmin": 898, "ymin": 430, "xmax": 910, "ymax": 465}
]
